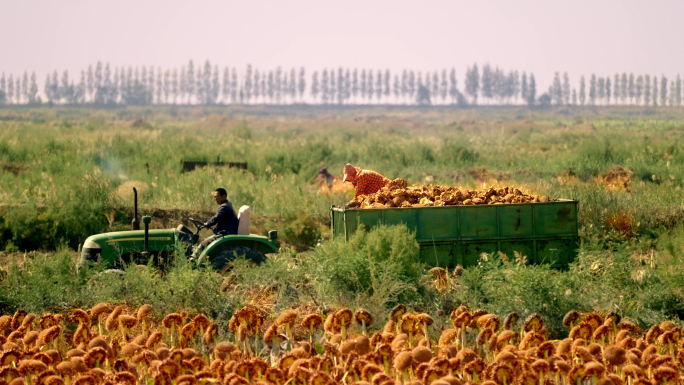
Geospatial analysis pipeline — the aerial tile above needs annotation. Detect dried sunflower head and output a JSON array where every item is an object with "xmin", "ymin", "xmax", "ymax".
[
  {"xmin": 451, "ymin": 312, "xmax": 472, "ymax": 329},
  {"xmin": 301, "ymin": 314, "xmax": 324, "ymax": 330},
  {"xmin": 582, "ymin": 313, "xmax": 604, "ymax": 330},
  {"xmin": 584, "ymin": 362, "xmax": 606, "ymax": 378},
  {"xmin": 617, "ymin": 320, "xmax": 640, "ymax": 335},
  {"xmin": 136, "ymin": 304, "xmax": 153, "ymax": 321},
  {"xmin": 70, "ymin": 310, "xmax": 90, "ymax": 326},
  {"xmin": 503, "ymin": 312, "xmax": 519, "ymax": 331},
  {"xmin": 438, "ymin": 329, "xmax": 459, "ymax": 347},
  {"xmin": 118, "ymin": 315, "xmax": 137, "ymax": 329},
  {"xmin": 477, "ymin": 314, "xmax": 500, "ymax": 332},
  {"xmin": 523, "ymin": 313, "xmax": 544, "ymax": 333},
  {"xmin": 354, "ymin": 309, "xmax": 374, "ymax": 328},
  {"xmin": 38, "ymin": 325, "xmax": 61, "ymax": 347},
  {"xmin": 569, "ymin": 321, "xmax": 594, "ymax": 340},
  {"xmin": 333, "ymin": 308, "xmax": 353, "ymax": 328},
  {"xmin": 389, "ymin": 304, "xmax": 406, "ymax": 322},
  {"xmin": 645, "ymin": 325, "xmax": 663, "ymax": 345},
  {"xmin": 416, "ymin": 313, "xmax": 434, "ymax": 328},
  {"xmin": 161, "ymin": 313, "xmax": 183, "ymax": 330},
  {"xmin": 652, "ymin": 366, "xmax": 678, "ymax": 385},
  {"xmin": 11, "ymin": 309, "xmax": 27, "ymax": 331},
  {"xmin": 496, "ymin": 330, "xmax": 517, "ymax": 350}
]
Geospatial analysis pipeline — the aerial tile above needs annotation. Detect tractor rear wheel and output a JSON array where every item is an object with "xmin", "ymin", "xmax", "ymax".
[{"xmin": 211, "ymin": 246, "xmax": 266, "ymax": 274}]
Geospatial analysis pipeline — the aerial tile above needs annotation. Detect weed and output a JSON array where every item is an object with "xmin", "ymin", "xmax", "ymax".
[
  {"xmin": 605, "ymin": 211, "xmax": 637, "ymax": 238},
  {"xmin": 309, "ymin": 224, "xmax": 423, "ymax": 307}
]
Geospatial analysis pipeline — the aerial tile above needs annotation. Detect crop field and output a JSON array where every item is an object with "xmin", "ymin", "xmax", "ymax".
[
  {"xmin": 0, "ymin": 105, "xmax": 684, "ymax": 384},
  {"xmin": 0, "ymin": 303, "xmax": 681, "ymax": 385}
]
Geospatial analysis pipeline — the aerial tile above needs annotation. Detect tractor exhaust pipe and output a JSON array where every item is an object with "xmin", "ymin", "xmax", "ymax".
[
  {"xmin": 143, "ymin": 216, "xmax": 152, "ymax": 253},
  {"xmin": 132, "ymin": 187, "xmax": 140, "ymax": 230}
]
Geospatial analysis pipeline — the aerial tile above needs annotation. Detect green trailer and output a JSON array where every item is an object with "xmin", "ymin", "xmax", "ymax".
[{"xmin": 330, "ymin": 200, "xmax": 579, "ymax": 269}]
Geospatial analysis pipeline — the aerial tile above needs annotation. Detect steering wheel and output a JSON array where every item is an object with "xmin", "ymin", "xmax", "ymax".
[{"xmin": 189, "ymin": 218, "xmax": 214, "ymax": 234}]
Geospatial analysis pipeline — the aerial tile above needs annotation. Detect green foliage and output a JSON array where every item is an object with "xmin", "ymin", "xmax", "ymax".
[
  {"xmin": 85, "ymin": 255, "xmax": 230, "ymax": 320},
  {"xmin": 0, "ymin": 226, "xmax": 426, "ymax": 325},
  {"xmin": 449, "ymin": 236, "xmax": 684, "ymax": 338},
  {"xmin": 0, "ymin": 171, "xmax": 111, "ymax": 251},
  {"xmin": 452, "ymin": 254, "xmax": 584, "ymax": 337},
  {"xmin": 2, "ymin": 107, "xmax": 684, "ymax": 254},
  {"xmin": 0, "ymin": 248, "xmax": 83, "ymax": 313},
  {"xmin": 440, "ymin": 138, "xmax": 479, "ymax": 164},
  {"xmin": 0, "ymin": 247, "xmax": 235, "ymax": 327},
  {"xmin": 3, "ymin": 106, "xmax": 684, "ymax": 328},
  {"xmin": 310, "ymin": 224, "xmax": 423, "ymax": 307},
  {"xmin": 281, "ymin": 214, "xmax": 323, "ymax": 251},
  {"xmin": 226, "ymin": 250, "xmax": 310, "ymax": 312}
]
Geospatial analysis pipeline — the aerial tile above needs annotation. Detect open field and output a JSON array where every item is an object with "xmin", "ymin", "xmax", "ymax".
[{"xmin": 1, "ymin": 105, "xmax": 684, "ymax": 340}]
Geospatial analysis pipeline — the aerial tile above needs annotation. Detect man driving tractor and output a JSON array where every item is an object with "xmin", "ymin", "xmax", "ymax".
[
  {"xmin": 200, "ymin": 188, "xmax": 239, "ymax": 248},
  {"xmin": 80, "ymin": 186, "xmax": 277, "ymax": 272}
]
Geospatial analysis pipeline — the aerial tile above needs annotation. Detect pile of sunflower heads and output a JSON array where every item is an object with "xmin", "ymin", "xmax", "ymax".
[{"xmin": 347, "ymin": 179, "xmax": 552, "ymax": 209}]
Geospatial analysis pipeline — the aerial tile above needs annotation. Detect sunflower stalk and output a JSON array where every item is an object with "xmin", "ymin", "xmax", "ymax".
[
  {"xmin": 309, "ymin": 325, "xmax": 315, "ymax": 344},
  {"xmin": 285, "ymin": 324, "xmax": 293, "ymax": 351},
  {"xmin": 97, "ymin": 316, "xmax": 104, "ymax": 337},
  {"xmin": 271, "ymin": 342, "xmax": 281, "ymax": 366},
  {"xmin": 253, "ymin": 335, "xmax": 260, "ymax": 359},
  {"xmin": 119, "ymin": 324, "xmax": 128, "ymax": 342},
  {"xmin": 422, "ymin": 324, "xmax": 430, "ymax": 349}
]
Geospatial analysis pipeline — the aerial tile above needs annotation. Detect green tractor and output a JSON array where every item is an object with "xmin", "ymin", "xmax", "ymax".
[{"xmin": 78, "ymin": 189, "xmax": 278, "ymax": 273}]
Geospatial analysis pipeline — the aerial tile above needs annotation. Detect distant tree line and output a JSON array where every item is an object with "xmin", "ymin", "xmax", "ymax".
[{"xmin": 0, "ymin": 60, "xmax": 682, "ymax": 107}]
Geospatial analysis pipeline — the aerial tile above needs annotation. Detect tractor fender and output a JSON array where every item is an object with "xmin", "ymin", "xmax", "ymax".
[{"xmin": 200, "ymin": 234, "xmax": 278, "ymax": 259}]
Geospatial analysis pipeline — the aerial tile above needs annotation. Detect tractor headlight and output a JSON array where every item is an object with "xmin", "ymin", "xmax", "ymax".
[
  {"xmin": 80, "ymin": 239, "xmax": 103, "ymax": 268},
  {"xmin": 83, "ymin": 239, "xmax": 102, "ymax": 250}
]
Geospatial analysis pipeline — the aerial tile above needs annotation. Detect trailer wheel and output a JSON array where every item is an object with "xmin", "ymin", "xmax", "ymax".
[{"xmin": 211, "ymin": 246, "xmax": 266, "ymax": 274}]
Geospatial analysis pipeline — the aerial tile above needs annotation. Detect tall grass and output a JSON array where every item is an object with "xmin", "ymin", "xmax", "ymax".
[
  {"xmin": 4, "ymin": 223, "xmax": 684, "ymax": 338},
  {"xmin": 3, "ymin": 106, "xmax": 684, "ymax": 332},
  {"xmin": 2, "ymin": 107, "xmax": 683, "ymax": 252},
  {"xmin": 0, "ymin": 247, "xmax": 231, "ymax": 323}
]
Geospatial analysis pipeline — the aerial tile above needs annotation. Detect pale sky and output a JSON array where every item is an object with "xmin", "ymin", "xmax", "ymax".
[{"xmin": 2, "ymin": 0, "xmax": 683, "ymax": 90}]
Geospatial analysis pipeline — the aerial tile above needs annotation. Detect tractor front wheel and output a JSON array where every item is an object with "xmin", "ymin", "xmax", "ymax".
[{"xmin": 211, "ymin": 246, "xmax": 266, "ymax": 274}]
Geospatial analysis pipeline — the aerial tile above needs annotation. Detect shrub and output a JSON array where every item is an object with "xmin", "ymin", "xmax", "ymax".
[
  {"xmin": 309, "ymin": 224, "xmax": 424, "ymax": 309},
  {"xmin": 281, "ymin": 214, "xmax": 323, "ymax": 251},
  {"xmin": 0, "ymin": 247, "xmax": 237, "ymax": 328},
  {"xmin": 440, "ymin": 138, "xmax": 479, "ymax": 164},
  {"xmin": 453, "ymin": 255, "xmax": 586, "ymax": 337}
]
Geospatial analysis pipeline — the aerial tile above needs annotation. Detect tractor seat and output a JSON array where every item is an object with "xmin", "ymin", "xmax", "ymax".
[{"xmin": 237, "ymin": 205, "xmax": 250, "ymax": 235}]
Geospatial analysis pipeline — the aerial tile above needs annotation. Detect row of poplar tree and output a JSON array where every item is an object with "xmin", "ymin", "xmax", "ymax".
[{"xmin": 0, "ymin": 60, "xmax": 682, "ymax": 107}]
